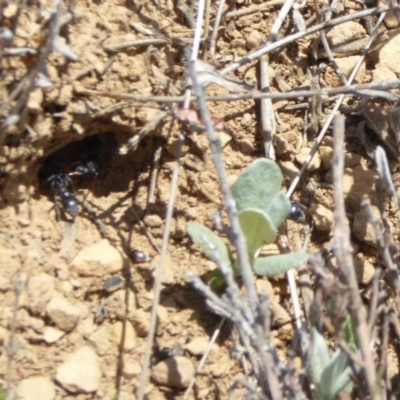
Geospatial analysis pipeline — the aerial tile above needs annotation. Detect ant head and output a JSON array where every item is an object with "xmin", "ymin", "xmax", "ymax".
[{"xmin": 47, "ymin": 173, "xmax": 72, "ymax": 191}]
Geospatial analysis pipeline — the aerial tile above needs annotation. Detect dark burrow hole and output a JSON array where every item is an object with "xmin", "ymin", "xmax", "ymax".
[{"xmin": 37, "ymin": 132, "xmax": 163, "ymax": 220}]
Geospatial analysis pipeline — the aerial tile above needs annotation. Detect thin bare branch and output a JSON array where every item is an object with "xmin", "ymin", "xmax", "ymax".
[
  {"xmin": 74, "ymin": 79, "xmax": 400, "ymax": 104},
  {"xmin": 210, "ymin": 0, "xmax": 226, "ymax": 58},
  {"xmin": 332, "ymin": 114, "xmax": 380, "ymax": 399},
  {"xmin": 221, "ymin": 6, "xmax": 388, "ymax": 75}
]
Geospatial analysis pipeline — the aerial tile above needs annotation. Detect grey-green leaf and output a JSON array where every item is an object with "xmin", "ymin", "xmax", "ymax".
[
  {"xmin": 187, "ymin": 222, "xmax": 231, "ymax": 265},
  {"xmin": 231, "ymin": 159, "xmax": 283, "ymax": 213},
  {"xmin": 320, "ymin": 349, "xmax": 351, "ymax": 400},
  {"xmin": 238, "ymin": 209, "xmax": 276, "ymax": 258},
  {"xmin": 252, "ymin": 251, "xmax": 308, "ymax": 277},
  {"xmin": 266, "ymin": 192, "xmax": 291, "ymax": 230},
  {"xmin": 308, "ymin": 328, "xmax": 331, "ymax": 387}
]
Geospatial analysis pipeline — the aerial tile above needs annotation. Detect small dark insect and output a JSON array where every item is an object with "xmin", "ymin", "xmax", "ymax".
[
  {"xmin": 129, "ymin": 249, "xmax": 151, "ymax": 263},
  {"xmin": 44, "ymin": 157, "xmax": 101, "ymax": 221},
  {"xmin": 287, "ymin": 201, "xmax": 307, "ymax": 222},
  {"xmin": 69, "ymin": 159, "xmax": 99, "ymax": 178},
  {"xmin": 47, "ymin": 173, "xmax": 79, "ymax": 220}
]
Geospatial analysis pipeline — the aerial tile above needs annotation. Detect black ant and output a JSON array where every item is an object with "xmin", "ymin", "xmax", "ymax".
[
  {"xmin": 47, "ymin": 173, "xmax": 78, "ymax": 221},
  {"xmin": 68, "ymin": 159, "xmax": 99, "ymax": 180},
  {"xmin": 288, "ymin": 201, "xmax": 308, "ymax": 222},
  {"xmin": 45, "ymin": 159, "xmax": 100, "ymax": 221}
]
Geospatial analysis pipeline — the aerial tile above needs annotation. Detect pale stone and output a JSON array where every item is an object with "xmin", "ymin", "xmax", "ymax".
[
  {"xmin": 342, "ymin": 165, "xmax": 378, "ymax": 209},
  {"xmin": 309, "ymin": 203, "xmax": 333, "ymax": 232},
  {"xmin": 295, "ymin": 148, "xmax": 321, "ymax": 171},
  {"xmin": 372, "ymin": 66, "xmax": 397, "ymax": 83},
  {"xmin": 25, "ymin": 273, "xmax": 55, "ymax": 315},
  {"xmin": 43, "ymin": 326, "xmax": 65, "ymax": 344},
  {"xmin": 352, "ymin": 206, "xmax": 380, "ymax": 247},
  {"xmin": 144, "ymin": 214, "xmax": 163, "ymax": 228},
  {"xmin": 131, "ymin": 308, "xmax": 150, "ymax": 337},
  {"xmin": 70, "ymin": 239, "xmax": 124, "ymax": 277},
  {"xmin": 372, "ymin": 31, "xmax": 400, "ymax": 75},
  {"xmin": 279, "ymin": 161, "xmax": 300, "ymax": 183},
  {"xmin": 157, "ymin": 305, "xmax": 169, "ymax": 325},
  {"xmin": 217, "ymin": 131, "xmax": 232, "ymax": 148},
  {"xmin": 151, "ymin": 356, "xmax": 194, "ymax": 388},
  {"xmin": 269, "ymin": 299, "xmax": 291, "ymax": 327},
  {"xmin": 275, "ymin": 131, "xmax": 301, "ymax": 156},
  {"xmin": 319, "ymin": 146, "xmax": 333, "ymax": 170},
  {"xmin": 112, "ymin": 321, "xmax": 136, "ymax": 351},
  {"xmin": 151, "ymin": 253, "xmax": 174, "ymax": 284},
  {"xmin": 278, "ymin": 322, "xmax": 294, "ymax": 341},
  {"xmin": 185, "ymin": 337, "xmax": 210, "ymax": 356},
  {"xmin": 326, "ymin": 21, "xmax": 366, "ymax": 47},
  {"xmin": 46, "ymin": 297, "xmax": 80, "ymax": 332},
  {"xmin": 324, "ymin": 56, "xmax": 366, "ymax": 85},
  {"xmin": 56, "ymin": 346, "xmax": 101, "ymax": 393},
  {"xmin": 17, "ymin": 376, "xmax": 55, "ymax": 400},
  {"xmin": 122, "ymin": 357, "xmax": 142, "ymax": 378},
  {"xmin": 208, "ymin": 352, "xmax": 233, "ymax": 377},
  {"xmin": 27, "ymin": 89, "xmax": 43, "ymax": 114},
  {"xmin": 246, "ymin": 30, "xmax": 264, "ymax": 49},
  {"xmin": 256, "ymin": 278, "xmax": 275, "ymax": 300},
  {"xmin": 344, "ymin": 152, "xmax": 362, "ymax": 168},
  {"xmin": 88, "ymin": 325, "xmax": 112, "ymax": 356},
  {"xmin": 240, "ymin": 113, "xmax": 253, "ymax": 127},
  {"xmin": 354, "ymin": 257, "xmax": 375, "ymax": 285}
]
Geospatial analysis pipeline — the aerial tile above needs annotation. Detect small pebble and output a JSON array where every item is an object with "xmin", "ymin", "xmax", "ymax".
[
  {"xmin": 246, "ymin": 30, "xmax": 264, "ymax": 49},
  {"xmin": 103, "ymin": 276, "xmax": 124, "ymax": 292},
  {"xmin": 151, "ymin": 356, "xmax": 194, "ymax": 388},
  {"xmin": 144, "ymin": 214, "xmax": 163, "ymax": 228},
  {"xmin": 56, "ymin": 346, "xmax": 102, "ymax": 393},
  {"xmin": 309, "ymin": 203, "xmax": 333, "ymax": 232}
]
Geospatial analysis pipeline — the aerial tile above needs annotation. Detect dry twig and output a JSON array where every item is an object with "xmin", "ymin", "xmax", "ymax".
[{"xmin": 332, "ymin": 114, "xmax": 380, "ymax": 399}]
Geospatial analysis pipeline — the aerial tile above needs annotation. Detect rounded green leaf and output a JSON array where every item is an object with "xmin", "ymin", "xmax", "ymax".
[
  {"xmin": 252, "ymin": 251, "xmax": 308, "ymax": 277},
  {"xmin": 232, "ymin": 159, "xmax": 283, "ymax": 213},
  {"xmin": 238, "ymin": 209, "xmax": 276, "ymax": 258},
  {"xmin": 187, "ymin": 222, "xmax": 231, "ymax": 264},
  {"xmin": 266, "ymin": 192, "xmax": 291, "ymax": 230}
]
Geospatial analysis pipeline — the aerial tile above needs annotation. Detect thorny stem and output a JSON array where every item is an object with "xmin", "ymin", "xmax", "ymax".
[
  {"xmin": 209, "ymin": 0, "xmax": 226, "ymax": 58},
  {"xmin": 332, "ymin": 115, "xmax": 380, "ymax": 399},
  {"xmin": 287, "ymin": 11, "xmax": 387, "ymax": 198},
  {"xmin": 137, "ymin": 0, "xmax": 206, "ymax": 397},
  {"xmin": 187, "ymin": 59, "xmax": 258, "ymax": 315},
  {"xmin": 136, "ymin": 122, "xmax": 181, "ymax": 400},
  {"xmin": 0, "ymin": 0, "xmax": 63, "ymax": 143},
  {"xmin": 221, "ymin": 5, "xmax": 388, "ymax": 75},
  {"xmin": 188, "ymin": 60, "xmax": 283, "ymax": 400},
  {"xmin": 76, "ymin": 78, "xmax": 400, "ymax": 104}
]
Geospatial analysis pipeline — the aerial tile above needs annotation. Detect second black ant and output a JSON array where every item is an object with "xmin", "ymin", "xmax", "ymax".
[{"xmin": 45, "ymin": 158, "xmax": 100, "ymax": 221}]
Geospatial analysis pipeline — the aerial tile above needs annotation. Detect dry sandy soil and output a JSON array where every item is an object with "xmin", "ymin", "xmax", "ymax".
[{"xmin": 1, "ymin": 0, "xmax": 400, "ymax": 399}]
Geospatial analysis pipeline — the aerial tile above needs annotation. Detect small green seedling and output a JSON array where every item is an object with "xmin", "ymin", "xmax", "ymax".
[
  {"xmin": 308, "ymin": 328, "xmax": 356, "ymax": 400},
  {"xmin": 187, "ymin": 159, "xmax": 308, "ymax": 288}
]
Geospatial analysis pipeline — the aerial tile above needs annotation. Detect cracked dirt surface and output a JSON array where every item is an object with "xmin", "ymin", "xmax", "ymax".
[{"xmin": 1, "ymin": 0, "xmax": 400, "ymax": 399}]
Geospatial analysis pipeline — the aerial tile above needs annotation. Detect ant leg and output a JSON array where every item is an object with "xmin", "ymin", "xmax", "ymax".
[
  {"xmin": 90, "ymin": 174, "xmax": 98, "ymax": 196},
  {"xmin": 54, "ymin": 195, "xmax": 62, "ymax": 221}
]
